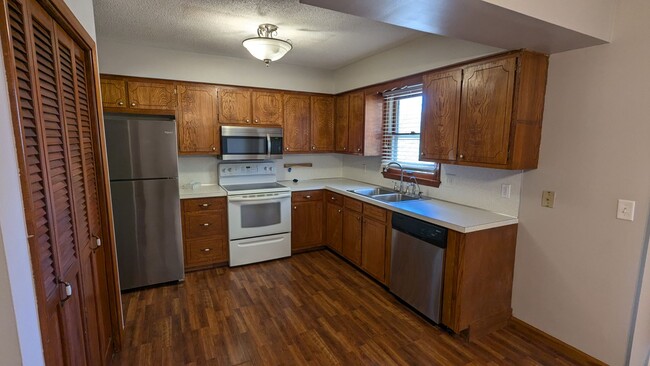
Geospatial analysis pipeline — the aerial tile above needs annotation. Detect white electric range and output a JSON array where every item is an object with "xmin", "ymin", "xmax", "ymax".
[{"xmin": 219, "ymin": 162, "xmax": 291, "ymax": 266}]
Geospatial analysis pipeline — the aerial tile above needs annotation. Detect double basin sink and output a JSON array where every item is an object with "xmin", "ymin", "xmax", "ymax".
[{"xmin": 348, "ymin": 187, "xmax": 430, "ymax": 203}]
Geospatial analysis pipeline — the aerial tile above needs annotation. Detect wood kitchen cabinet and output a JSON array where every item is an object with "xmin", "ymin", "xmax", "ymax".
[
  {"xmin": 310, "ymin": 96, "xmax": 335, "ymax": 151},
  {"xmin": 252, "ymin": 90, "xmax": 283, "ymax": 125},
  {"xmin": 334, "ymin": 91, "xmax": 383, "ymax": 155},
  {"xmin": 177, "ymin": 83, "xmax": 219, "ymax": 154},
  {"xmin": 181, "ymin": 197, "xmax": 229, "ymax": 271},
  {"xmin": 100, "ymin": 75, "xmax": 177, "ymax": 112},
  {"xmin": 291, "ymin": 190, "xmax": 324, "ymax": 252},
  {"xmin": 342, "ymin": 207, "xmax": 363, "ymax": 265},
  {"xmin": 361, "ymin": 203, "xmax": 389, "ymax": 282},
  {"xmin": 219, "ymin": 87, "xmax": 252, "ymax": 124},
  {"xmin": 325, "ymin": 191, "xmax": 344, "ymax": 253},
  {"xmin": 283, "ymin": 93, "xmax": 311, "ymax": 152},
  {"xmin": 420, "ymin": 50, "xmax": 548, "ymax": 169}
]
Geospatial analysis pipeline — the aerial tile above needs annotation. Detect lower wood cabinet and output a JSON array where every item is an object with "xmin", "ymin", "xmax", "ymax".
[
  {"xmin": 181, "ymin": 197, "xmax": 229, "ymax": 271},
  {"xmin": 361, "ymin": 211, "xmax": 389, "ymax": 282},
  {"xmin": 325, "ymin": 192, "xmax": 344, "ymax": 253},
  {"xmin": 291, "ymin": 190, "xmax": 324, "ymax": 252},
  {"xmin": 341, "ymin": 208, "xmax": 362, "ymax": 265}
]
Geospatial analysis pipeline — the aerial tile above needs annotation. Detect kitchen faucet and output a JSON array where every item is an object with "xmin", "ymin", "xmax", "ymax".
[{"xmin": 384, "ymin": 161, "xmax": 405, "ymax": 193}]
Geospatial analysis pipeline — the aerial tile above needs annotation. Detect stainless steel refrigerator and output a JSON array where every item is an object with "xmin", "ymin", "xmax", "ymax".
[{"xmin": 105, "ymin": 114, "xmax": 184, "ymax": 291}]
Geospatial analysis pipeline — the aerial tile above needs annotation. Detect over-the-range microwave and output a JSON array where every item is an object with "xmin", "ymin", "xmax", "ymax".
[{"xmin": 220, "ymin": 126, "xmax": 283, "ymax": 160}]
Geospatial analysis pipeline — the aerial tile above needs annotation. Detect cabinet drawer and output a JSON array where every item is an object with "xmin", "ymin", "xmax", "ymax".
[
  {"xmin": 326, "ymin": 191, "xmax": 343, "ymax": 206},
  {"xmin": 185, "ymin": 211, "xmax": 226, "ymax": 239},
  {"xmin": 344, "ymin": 197, "xmax": 362, "ymax": 212},
  {"xmin": 186, "ymin": 237, "xmax": 227, "ymax": 267},
  {"xmin": 292, "ymin": 190, "xmax": 323, "ymax": 202},
  {"xmin": 363, "ymin": 203, "xmax": 387, "ymax": 223},
  {"xmin": 182, "ymin": 197, "xmax": 226, "ymax": 212}
]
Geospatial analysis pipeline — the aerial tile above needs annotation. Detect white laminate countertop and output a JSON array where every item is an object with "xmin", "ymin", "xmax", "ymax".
[
  {"xmin": 179, "ymin": 184, "xmax": 227, "ymax": 200},
  {"xmin": 279, "ymin": 178, "xmax": 517, "ymax": 233}
]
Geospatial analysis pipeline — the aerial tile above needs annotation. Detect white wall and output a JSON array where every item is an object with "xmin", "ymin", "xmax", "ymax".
[
  {"xmin": 512, "ymin": 0, "xmax": 650, "ymax": 364},
  {"xmin": 333, "ymin": 35, "xmax": 502, "ymax": 93},
  {"xmin": 64, "ymin": 0, "xmax": 96, "ymax": 40},
  {"xmin": 630, "ymin": 235, "xmax": 650, "ymax": 366},
  {"xmin": 97, "ymin": 38, "xmax": 335, "ymax": 94}
]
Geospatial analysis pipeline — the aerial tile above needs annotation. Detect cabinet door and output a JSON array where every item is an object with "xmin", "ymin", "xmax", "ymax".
[
  {"xmin": 342, "ymin": 209, "xmax": 362, "ymax": 265},
  {"xmin": 348, "ymin": 92, "xmax": 365, "ymax": 154},
  {"xmin": 283, "ymin": 94, "xmax": 311, "ymax": 153},
  {"xmin": 127, "ymin": 81, "xmax": 176, "ymax": 110},
  {"xmin": 334, "ymin": 94, "xmax": 349, "ymax": 152},
  {"xmin": 361, "ymin": 217, "xmax": 387, "ymax": 282},
  {"xmin": 420, "ymin": 69, "xmax": 462, "ymax": 161},
  {"xmin": 100, "ymin": 77, "xmax": 127, "ymax": 108},
  {"xmin": 219, "ymin": 88, "xmax": 252, "ymax": 124},
  {"xmin": 252, "ymin": 90, "xmax": 283, "ymax": 125},
  {"xmin": 291, "ymin": 201, "xmax": 324, "ymax": 250},
  {"xmin": 458, "ymin": 58, "xmax": 516, "ymax": 165},
  {"xmin": 178, "ymin": 84, "xmax": 219, "ymax": 154},
  {"xmin": 326, "ymin": 203, "xmax": 343, "ymax": 253},
  {"xmin": 310, "ymin": 96, "xmax": 334, "ymax": 151}
]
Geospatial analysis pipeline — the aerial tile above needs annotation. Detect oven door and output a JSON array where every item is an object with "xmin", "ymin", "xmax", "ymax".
[
  {"xmin": 227, "ymin": 192, "xmax": 291, "ymax": 240},
  {"xmin": 221, "ymin": 126, "xmax": 283, "ymax": 160}
]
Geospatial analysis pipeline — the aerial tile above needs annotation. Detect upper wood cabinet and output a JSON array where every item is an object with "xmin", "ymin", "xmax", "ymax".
[
  {"xmin": 219, "ymin": 87, "xmax": 252, "ymax": 124},
  {"xmin": 334, "ymin": 91, "xmax": 383, "ymax": 156},
  {"xmin": 283, "ymin": 93, "xmax": 311, "ymax": 153},
  {"xmin": 420, "ymin": 51, "xmax": 548, "ymax": 169},
  {"xmin": 99, "ymin": 75, "xmax": 176, "ymax": 112},
  {"xmin": 252, "ymin": 90, "xmax": 283, "ymax": 125},
  {"xmin": 310, "ymin": 96, "xmax": 334, "ymax": 152},
  {"xmin": 177, "ymin": 83, "xmax": 219, "ymax": 155}
]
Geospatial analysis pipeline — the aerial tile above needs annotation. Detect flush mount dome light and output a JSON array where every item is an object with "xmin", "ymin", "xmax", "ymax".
[{"xmin": 242, "ymin": 24, "xmax": 292, "ymax": 66}]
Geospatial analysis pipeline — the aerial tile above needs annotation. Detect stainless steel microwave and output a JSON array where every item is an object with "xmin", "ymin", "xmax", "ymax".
[{"xmin": 220, "ymin": 126, "xmax": 283, "ymax": 160}]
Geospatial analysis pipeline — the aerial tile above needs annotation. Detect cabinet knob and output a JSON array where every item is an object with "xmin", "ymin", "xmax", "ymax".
[
  {"xmin": 285, "ymin": 147, "xmax": 289, "ymax": 151},
  {"xmin": 305, "ymin": 195, "xmax": 311, "ymax": 199},
  {"xmin": 293, "ymin": 206, "xmax": 297, "ymax": 210},
  {"xmin": 130, "ymin": 101, "xmax": 136, "ymax": 107},
  {"xmin": 343, "ymin": 147, "xmax": 347, "ymax": 151},
  {"xmin": 200, "ymin": 203, "xmax": 210, "ymax": 207},
  {"xmin": 246, "ymin": 119, "xmax": 251, "ymax": 123},
  {"xmin": 211, "ymin": 146, "xmax": 216, "ymax": 151},
  {"xmin": 421, "ymin": 152, "xmax": 425, "ymax": 156},
  {"xmin": 254, "ymin": 119, "xmax": 259, "ymax": 124},
  {"xmin": 338, "ymin": 209, "xmax": 342, "ymax": 213},
  {"xmin": 117, "ymin": 101, "xmax": 124, "ymax": 106},
  {"xmin": 356, "ymin": 148, "xmax": 361, "ymax": 152},
  {"xmin": 330, "ymin": 196, "xmax": 335, "ymax": 200},
  {"xmin": 202, "ymin": 248, "xmax": 211, "ymax": 252},
  {"xmin": 459, "ymin": 154, "xmax": 464, "ymax": 159},
  {"xmin": 311, "ymin": 146, "xmax": 316, "ymax": 150},
  {"xmin": 357, "ymin": 216, "xmax": 361, "ymax": 221},
  {"xmin": 202, "ymin": 223, "xmax": 210, "ymax": 227}
]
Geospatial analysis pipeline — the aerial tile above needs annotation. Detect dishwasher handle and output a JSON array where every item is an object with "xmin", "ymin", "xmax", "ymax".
[{"xmin": 392, "ymin": 213, "xmax": 447, "ymax": 248}]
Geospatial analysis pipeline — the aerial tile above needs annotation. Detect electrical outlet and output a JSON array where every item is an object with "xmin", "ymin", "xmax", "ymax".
[
  {"xmin": 501, "ymin": 184, "xmax": 511, "ymax": 198},
  {"xmin": 617, "ymin": 199, "xmax": 635, "ymax": 221},
  {"xmin": 541, "ymin": 191, "xmax": 555, "ymax": 208},
  {"xmin": 446, "ymin": 174, "xmax": 456, "ymax": 185}
]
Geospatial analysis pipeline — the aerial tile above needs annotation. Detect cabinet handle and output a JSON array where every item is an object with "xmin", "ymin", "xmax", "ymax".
[
  {"xmin": 459, "ymin": 154, "xmax": 464, "ymax": 159},
  {"xmin": 131, "ymin": 101, "xmax": 136, "ymax": 107},
  {"xmin": 338, "ymin": 209, "xmax": 342, "ymax": 213},
  {"xmin": 421, "ymin": 152, "xmax": 425, "ymax": 156},
  {"xmin": 330, "ymin": 196, "xmax": 335, "ymax": 200},
  {"xmin": 285, "ymin": 147, "xmax": 289, "ymax": 151},
  {"xmin": 246, "ymin": 119, "xmax": 250, "ymax": 123},
  {"xmin": 293, "ymin": 206, "xmax": 297, "ymax": 210},
  {"xmin": 200, "ymin": 203, "xmax": 211, "ymax": 207},
  {"xmin": 343, "ymin": 147, "xmax": 347, "ymax": 151},
  {"xmin": 305, "ymin": 195, "xmax": 311, "ymax": 199},
  {"xmin": 311, "ymin": 146, "xmax": 316, "ymax": 150},
  {"xmin": 254, "ymin": 119, "xmax": 259, "ymax": 124},
  {"xmin": 117, "ymin": 101, "xmax": 124, "ymax": 106},
  {"xmin": 202, "ymin": 248, "xmax": 211, "ymax": 252},
  {"xmin": 211, "ymin": 146, "xmax": 216, "ymax": 151},
  {"xmin": 201, "ymin": 223, "xmax": 211, "ymax": 227},
  {"xmin": 356, "ymin": 148, "xmax": 361, "ymax": 152}
]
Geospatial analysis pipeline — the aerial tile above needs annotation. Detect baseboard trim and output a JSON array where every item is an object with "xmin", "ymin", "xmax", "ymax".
[{"xmin": 509, "ymin": 317, "xmax": 606, "ymax": 366}]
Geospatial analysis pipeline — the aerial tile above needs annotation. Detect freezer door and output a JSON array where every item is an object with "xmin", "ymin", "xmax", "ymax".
[
  {"xmin": 105, "ymin": 115, "xmax": 179, "ymax": 180},
  {"xmin": 110, "ymin": 178, "xmax": 184, "ymax": 290}
]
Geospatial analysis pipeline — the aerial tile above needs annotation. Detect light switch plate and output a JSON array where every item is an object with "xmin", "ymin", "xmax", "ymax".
[
  {"xmin": 617, "ymin": 199, "xmax": 635, "ymax": 221},
  {"xmin": 542, "ymin": 191, "xmax": 555, "ymax": 208},
  {"xmin": 501, "ymin": 184, "xmax": 511, "ymax": 198}
]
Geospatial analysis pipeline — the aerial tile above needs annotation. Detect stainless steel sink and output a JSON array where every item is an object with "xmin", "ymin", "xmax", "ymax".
[
  {"xmin": 370, "ymin": 193, "xmax": 421, "ymax": 203},
  {"xmin": 349, "ymin": 187, "xmax": 398, "ymax": 197}
]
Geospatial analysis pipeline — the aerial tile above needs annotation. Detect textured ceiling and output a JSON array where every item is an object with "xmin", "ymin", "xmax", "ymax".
[{"xmin": 93, "ymin": 0, "xmax": 426, "ymax": 70}]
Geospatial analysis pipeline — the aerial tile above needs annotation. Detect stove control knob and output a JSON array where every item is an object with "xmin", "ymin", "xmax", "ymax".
[{"xmin": 228, "ymin": 168, "xmax": 232, "ymax": 172}]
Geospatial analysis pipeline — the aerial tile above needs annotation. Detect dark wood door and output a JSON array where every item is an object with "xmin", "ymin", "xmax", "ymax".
[
  {"xmin": 334, "ymin": 94, "xmax": 349, "ymax": 153},
  {"xmin": 99, "ymin": 77, "xmax": 126, "ymax": 108},
  {"xmin": 348, "ymin": 92, "xmax": 364, "ymax": 154},
  {"xmin": 326, "ymin": 203, "xmax": 343, "ymax": 253},
  {"xmin": 178, "ymin": 83, "xmax": 219, "ymax": 154},
  {"xmin": 219, "ymin": 87, "xmax": 252, "ymax": 124},
  {"xmin": 127, "ymin": 80, "xmax": 176, "ymax": 110},
  {"xmin": 458, "ymin": 58, "xmax": 516, "ymax": 165},
  {"xmin": 283, "ymin": 93, "xmax": 311, "ymax": 153},
  {"xmin": 252, "ymin": 90, "xmax": 283, "ymax": 125},
  {"xmin": 291, "ymin": 201, "xmax": 324, "ymax": 251},
  {"xmin": 361, "ymin": 217, "xmax": 387, "ymax": 282},
  {"xmin": 310, "ymin": 95, "xmax": 334, "ymax": 151},
  {"xmin": 4, "ymin": 0, "xmax": 113, "ymax": 363},
  {"xmin": 420, "ymin": 69, "xmax": 462, "ymax": 162},
  {"xmin": 342, "ymin": 209, "xmax": 362, "ymax": 265}
]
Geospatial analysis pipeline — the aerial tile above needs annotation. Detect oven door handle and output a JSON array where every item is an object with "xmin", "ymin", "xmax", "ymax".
[
  {"xmin": 266, "ymin": 133, "xmax": 271, "ymax": 159},
  {"xmin": 228, "ymin": 193, "xmax": 291, "ymax": 202}
]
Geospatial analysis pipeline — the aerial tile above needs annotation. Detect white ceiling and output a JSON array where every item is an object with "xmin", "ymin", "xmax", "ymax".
[{"xmin": 92, "ymin": 0, "xmax": 427, "ymax": 70}]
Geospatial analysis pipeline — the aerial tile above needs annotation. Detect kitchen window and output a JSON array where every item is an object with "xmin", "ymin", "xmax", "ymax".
[{"xmin": 381, "ymin": 84, "xmax": 440, "ymax": 187}]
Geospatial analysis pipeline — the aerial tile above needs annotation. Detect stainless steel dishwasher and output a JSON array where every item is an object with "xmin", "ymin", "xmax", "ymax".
[{"xmin": 390, "ymin": 212, "xmax": 447, "ymax": 323}]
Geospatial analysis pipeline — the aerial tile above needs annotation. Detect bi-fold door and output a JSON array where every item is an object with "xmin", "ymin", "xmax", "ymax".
[{"xmin": 2, "ymin": 0, "xmax": 115, "ymax": 364}]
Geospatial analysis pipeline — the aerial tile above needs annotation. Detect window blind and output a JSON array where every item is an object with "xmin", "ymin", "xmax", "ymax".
[{"xmin": 381, "ymin": 84, "xmax": 437, "ymax": 171}]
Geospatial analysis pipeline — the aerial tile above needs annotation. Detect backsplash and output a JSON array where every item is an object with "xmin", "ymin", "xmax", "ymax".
[{"xmin": 341, "ymin": 155, "xmax": 523, "ymax": 217}]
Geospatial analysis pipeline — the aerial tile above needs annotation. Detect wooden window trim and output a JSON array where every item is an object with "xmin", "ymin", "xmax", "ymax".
[{"xmin": 381, "ymin": 167, "xmax": 441, "ymax": 188}]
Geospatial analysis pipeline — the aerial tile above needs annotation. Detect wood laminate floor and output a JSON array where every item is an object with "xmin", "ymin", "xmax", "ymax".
[{"xmin": 113, "ymin": 250, "xmax": 582, "ymax": 365}]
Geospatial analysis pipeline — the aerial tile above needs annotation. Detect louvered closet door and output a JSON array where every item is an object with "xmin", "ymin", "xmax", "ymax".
[{"xmin": 5, "ymin": 0, "xmax": 111, "ymax": 364}]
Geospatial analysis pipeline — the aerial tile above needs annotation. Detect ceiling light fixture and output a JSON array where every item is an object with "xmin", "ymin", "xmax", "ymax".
[{"xmin": 242, "ymin": 24, "xmax": 292, "ymax": 67}]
